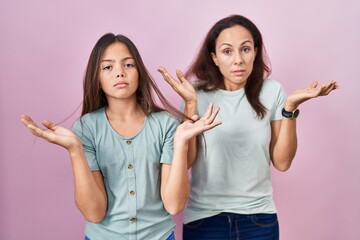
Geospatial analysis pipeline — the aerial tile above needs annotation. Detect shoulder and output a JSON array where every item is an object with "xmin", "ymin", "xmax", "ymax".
[
  {"xmin": 148, "ymin": 111, "xmax": 180, "ymax": 127},
  {"xmin": 261, "ymin": 79, "xmax": 286, "ymax": 95},
  {"xmin": 262, "ymin": 79, "xmax": 284, "ymax": 90},
  {"xmin": 195, "ymin": 89, "xmax": 216, "ymax": 102},
  {"xmin": 73, "ymin": 108, "xmax": 105, "ymax": 131}
]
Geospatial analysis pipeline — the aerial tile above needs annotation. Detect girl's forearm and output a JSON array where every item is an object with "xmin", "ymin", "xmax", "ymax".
[
  {"xmin": 68, "ymin": 149, "xmax": 107, "ymax": 223},
  {"xmin": 162, "ymin": 142, "xmax": 190, "ymax": 215}
]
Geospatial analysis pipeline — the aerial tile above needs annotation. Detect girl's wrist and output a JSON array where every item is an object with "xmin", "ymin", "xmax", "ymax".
[{"xmin": 68, "ymin": 144, "xmax": 84, "ymax": 157}]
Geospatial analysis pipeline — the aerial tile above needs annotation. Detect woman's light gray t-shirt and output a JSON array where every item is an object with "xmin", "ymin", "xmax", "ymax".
[{"xmin": 184, "ymin": 79, "xmax": 286, "ymax": 224}]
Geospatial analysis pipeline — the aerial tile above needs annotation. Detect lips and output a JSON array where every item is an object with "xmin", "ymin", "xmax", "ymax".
[
  {"xmin": 232, "ymin": 69, "xmax": 245, "ymax": 76},
  {"xmin": 114, "ymin": 81, "xmax": 129, "ymax": 88}
]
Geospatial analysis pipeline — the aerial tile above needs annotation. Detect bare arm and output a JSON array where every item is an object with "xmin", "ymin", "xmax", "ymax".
[
  {"xmin": 20, "ymin": 115, "xmax": 107, "ymax": 222},
  {"xmin": 157, "ymin": 66, "xmax": 200, "ymax": 168},
  {"xmin": 160, "ymin": 104, "xmax": 221, "ymax": 215},
  {"xmin": 270, "ymin": 80, "xmax": 339, "ymax": 171}
]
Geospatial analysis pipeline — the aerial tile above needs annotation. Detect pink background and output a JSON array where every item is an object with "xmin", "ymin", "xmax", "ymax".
[{"xmin": 1, "ymin": 0, "xmax": 359, "ymax": 239}]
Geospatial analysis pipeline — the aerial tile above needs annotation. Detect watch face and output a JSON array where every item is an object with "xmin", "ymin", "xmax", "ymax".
[
  {"xmin": 293, "ymin": 109, "xmax": 300, "ymax": 118},
  {"xmin": 282, "ymin": 108, "xmax": 300, "ymax": 118}
]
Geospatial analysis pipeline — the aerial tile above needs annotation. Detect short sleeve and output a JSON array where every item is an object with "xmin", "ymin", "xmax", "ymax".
[
  {"xmin": 159, "ymin": 115, "xmax": 180, "ymax": 164},
  {"xmin": 72, "ymin": 118, "xmax": 100, "ymax": 171},
  {"xmin": 272, "ymin": 82, "xmax": 287, "ymax": 121}
]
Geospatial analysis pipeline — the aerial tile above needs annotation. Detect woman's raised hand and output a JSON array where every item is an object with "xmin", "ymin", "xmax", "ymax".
[
  {"xmin": 157, "ymin": 66, "xmax": 197, "ymax": 103},
  {"xmin": 20, "ymin": 115, "xmax": 82, "ymax": 152},
  {"xmin": 285, "ymin": 80, "xmax": 339, "ymax": 110},
  {"xmin": 174, "ymin": 102, "xmax": 221, "ymax": 144}
]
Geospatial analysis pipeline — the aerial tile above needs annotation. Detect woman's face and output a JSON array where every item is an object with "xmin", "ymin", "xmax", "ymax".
[
  {"xmin": 99, "ymin": 42, "xmax": 139, "ymax": 102},
  {"xmin": 211, "ymin": 25, "xmax": 257, "ymax": 91}
]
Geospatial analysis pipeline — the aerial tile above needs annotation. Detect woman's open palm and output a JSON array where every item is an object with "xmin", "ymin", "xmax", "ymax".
[
  {"xmin": 158, "ymin": 66, "xmax": 197, "ymax": 103},
  {"xmin": 286, "ymin": 80, "xmax": 339, "ymax": 109}
]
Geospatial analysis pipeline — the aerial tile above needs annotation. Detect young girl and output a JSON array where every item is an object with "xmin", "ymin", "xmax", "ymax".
[
  {"xmin": 21, "ymin": 33, "xmax": 220, "ymax": 240},
  {"xmin": 158, "ymin": 15, "xmax": 339, "ymax": 239}
]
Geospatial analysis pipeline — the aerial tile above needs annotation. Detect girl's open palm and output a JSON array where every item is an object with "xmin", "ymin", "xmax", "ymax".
[
  {"xmin": 20, "ymin": 115, "xmax": 82, "ymax": 152},
  {"xmin": 175, "ymin": 102, "xmax": 221, "ymax": 144}
]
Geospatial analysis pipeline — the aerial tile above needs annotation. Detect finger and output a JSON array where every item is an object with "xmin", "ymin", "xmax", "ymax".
[
  {"xmin": 204, "ymin": 106, "xmax": 220, "ymax": 125},
  {"xmin": 309, "ymin": 81, "xmax": 319, "ymax": 89},
  {"xmin": 320, "ymin": 85, "xmax": 337, "ymax": 96},
  {"xmin": 20, "ymin": 115, "xmax": 40, "ymax": 129},
  {"xmin": 157, "ymin": 66, "xmax": 179, "ymax": 88},
  {"xmin": 20, "ymin": 115, "xmax": 32, "ymax": 127},
  {"xmin": 190, "ymin": 115, "xmax": 199, "ymax": 122},
  {"xmin": 198, "ymin": 120, "xmax": 222, "ymax": 132},
  {"xmin": 42, "ymin": 120, "xmax": 57, "ymax": 130},
  {"xmin": 27, "ymin": 123, "xmax": 45, "ymax": 137},
  {"xmin": 201, "ymin": 102, "xmax": 215, "ymax": 120},
  {"xmin": 176, "ymin": 70, "xmax": 188, "ymax": 83}
]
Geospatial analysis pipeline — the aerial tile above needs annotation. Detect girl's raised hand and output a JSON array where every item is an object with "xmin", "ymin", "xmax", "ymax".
[
  {"xmin": 175, "ymin": 102, "xmax": 221, "ymax": 144},
  {"xmin": 157, "ymin": 66, "xmax": 197, "ymax": 104},
  {"xmin": 20, "ymin": 115, "xmax": 82, "ymax": 152},
  {"xmin": 285, "ymin": 80, "xmax": 339, "ymax": 110}
]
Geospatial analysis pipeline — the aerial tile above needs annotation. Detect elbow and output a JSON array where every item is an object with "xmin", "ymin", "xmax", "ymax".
[
  {"xmin": 164, "ymin": 202, "xmax": 187, "ymax": 216},
  {"xmin": 163, "ymin": 191, "xmax": 189, "ymax": 216},
  {"xmin": 83, "ymin": 210, "xmax": 106, "ymax": 223},
  {"xmin": 274, "ymin": 161, "xmax": 292, "ymax": 172},
  {"xmin": 76, "ymin": 200, "xmax": 107, "ymax": 224},
  {"xmin": 85, "ymin": 216, "xmax": 104, "ymax": 224},
  {"xmin": 275, "ymin": 164, "xmax": 291, "ymax": 172}
]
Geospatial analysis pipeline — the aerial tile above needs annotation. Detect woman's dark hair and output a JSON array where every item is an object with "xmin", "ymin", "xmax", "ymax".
[
  {"xmin": 81, "ymin": 33, "xmax": 181, "ymax": 118},
  {"xmin": 185, "ymin": 15, "xmax": 271, "ymax": 118}
]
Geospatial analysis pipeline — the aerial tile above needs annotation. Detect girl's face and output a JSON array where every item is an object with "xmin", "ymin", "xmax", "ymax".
[
  {"xmin": 99, "ymin": 42, "xmax": 139, "ymax": 102},
  {"xmin": 211, "ymin": 25, "xmax": 257, "ymax": 91}
]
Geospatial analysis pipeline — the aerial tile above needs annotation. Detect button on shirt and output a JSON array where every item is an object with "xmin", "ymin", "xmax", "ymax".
[{"xmin": 73, "ymin": 108, "xmax": 179, "ymax": 240}]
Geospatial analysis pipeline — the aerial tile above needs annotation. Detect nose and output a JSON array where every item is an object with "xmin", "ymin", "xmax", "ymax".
[
  {"xmin": 116, "ymin": 66, "xmax": 125, "ymax": 78},
  {"xmin": 234, "ymin": 52, "xmax": 243, "ymax": 65}
]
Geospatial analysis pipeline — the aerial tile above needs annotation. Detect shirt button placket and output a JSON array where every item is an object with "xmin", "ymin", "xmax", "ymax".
[{"xmin": 125, "ymin": 138, "xmax": 136, "ymax": 239}]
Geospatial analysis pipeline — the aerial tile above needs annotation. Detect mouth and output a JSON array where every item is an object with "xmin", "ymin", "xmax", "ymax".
[
  {"xmin": 232, "ymin": 69, "xmax": 245, "ymax": 76},
  {"xmin": 114, "ymin": 81, "xmax": 129, "ymax": 88}
]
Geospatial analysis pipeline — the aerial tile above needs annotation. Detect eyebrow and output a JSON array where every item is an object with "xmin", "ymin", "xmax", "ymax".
[
  {"xmin": 220, "ymin": 40, "xmax": 254, "ymax": 47},
  {"xmin": 100, "ymin": 57, "xmax": 134, "ymax": 63}
]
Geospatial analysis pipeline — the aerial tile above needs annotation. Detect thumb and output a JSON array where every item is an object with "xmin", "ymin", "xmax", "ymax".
[
  {"xmin": 42, "ymin": 120, "xmax": 57, "ymax": 130},
  {"xmin": 310, "ymin": 81, "xmax": 319, "ymax": 89}
]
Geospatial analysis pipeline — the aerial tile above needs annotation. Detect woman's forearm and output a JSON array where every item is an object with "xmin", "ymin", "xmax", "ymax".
[
  {"xmin": 271, "ymin": 118, "xmax": 297, "ymax": 172},
  {"xmin": 183, "ymin": 100, "xmax": 198, "ymax": 168}
]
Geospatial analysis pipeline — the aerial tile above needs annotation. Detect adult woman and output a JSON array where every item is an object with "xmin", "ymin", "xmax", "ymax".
[
  {"xmin": 21, "ymin": 33, "xmax": 220, "ymax": 240},
  {"xmin": 158, "ymin": 15, "xmax": 338, "ymax": 239}
]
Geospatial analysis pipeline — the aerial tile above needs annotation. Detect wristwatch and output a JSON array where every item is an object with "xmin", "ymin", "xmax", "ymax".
[{"xmin": 282, "ymin": 107, "xmax": 300, "ymax": 119}]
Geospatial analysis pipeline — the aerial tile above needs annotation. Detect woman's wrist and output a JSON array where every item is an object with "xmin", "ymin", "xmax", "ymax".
[{"xmin": 284, "ymin": 100, "xmax": 298, "ymax": 112}]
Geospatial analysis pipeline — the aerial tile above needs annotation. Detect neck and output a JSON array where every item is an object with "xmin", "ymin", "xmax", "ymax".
[{"xmin": 106, "ymin": 97, "xmax": 144, "ymax": 120}]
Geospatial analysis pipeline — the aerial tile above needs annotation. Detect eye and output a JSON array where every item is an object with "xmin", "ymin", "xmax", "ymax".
[
  {"xmin": 102, "ymin": 65, "xmax": 112, "ymax": 71},
  {"xmin": 242, "ymin": 47, "xmax": 251, "ymax": 53},
  {"xmin": 124, "ymin": 63, "xmax": 135, "ymax": 69},
  {"xmin": 222, "ymin": 49, "xmax": 232, "ymax": 55}
]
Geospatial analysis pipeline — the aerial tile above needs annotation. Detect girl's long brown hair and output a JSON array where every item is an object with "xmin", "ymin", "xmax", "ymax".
[
  {"xmin": 81, "ymin": 33, "xmax": 181, "ymax": 119},
  {"xmin": 185, "ymin": 15, "xmax": 271, "ymax": 119}
]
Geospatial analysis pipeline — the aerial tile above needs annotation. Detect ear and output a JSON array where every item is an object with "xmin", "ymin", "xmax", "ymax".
[
  {"xmin": 254, "ymin": 47, "xmax": 258, "ymax": 57},
  {"xmin": 211, "ymin": 52, "xmax": 219, "ymax": 66}
]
